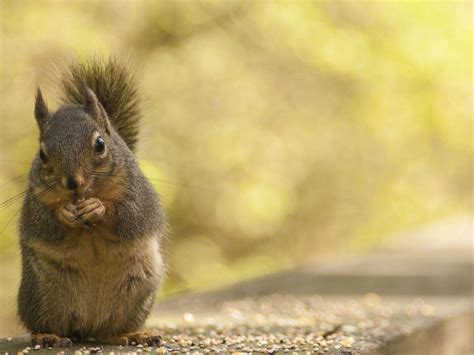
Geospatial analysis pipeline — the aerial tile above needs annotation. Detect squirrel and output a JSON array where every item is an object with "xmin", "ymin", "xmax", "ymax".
[{"xmin": 17, "ymin": 57, "xmax": 166, "ymax": 348}]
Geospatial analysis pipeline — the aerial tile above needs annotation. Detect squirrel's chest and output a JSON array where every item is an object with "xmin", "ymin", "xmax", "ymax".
[
  {"xmin": 32, "ymin": 229, "xmax": 162, "ymax": 294},
  {"xmin": 61, "ymin": 230, "xmax": 126, "ymax": 270},
  {"xmin": 62, "ymin": 230, "xmax": 161, "ymax": 280}
]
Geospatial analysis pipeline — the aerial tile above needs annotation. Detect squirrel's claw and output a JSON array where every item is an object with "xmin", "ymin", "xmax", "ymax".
[
  {"xmin": 97, "ymin": 331, "xmax": 162, "ymax": 346},
  {"xmin": 76, "ymin": 197, "xmax": 106, "ymax": 225},
  {"xmin": 31, "ymin": 333, "xmax": 73, "ymax": 348},
  {"xmin": 58, "ymin": 199, "xmax": 105, "ymax": 228},
  {"xmin": 58, "ymin": 204, "xmax": 82, "ymax": 228}
]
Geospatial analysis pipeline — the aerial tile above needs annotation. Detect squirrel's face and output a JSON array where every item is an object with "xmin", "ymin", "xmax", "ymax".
[
  {"xmin": 33, "ymin": 87, "xmax": 117, "ymax": 199},
  {"xmin": 39, "ymin": 109, "xmax": 111, "ymax": 196}
]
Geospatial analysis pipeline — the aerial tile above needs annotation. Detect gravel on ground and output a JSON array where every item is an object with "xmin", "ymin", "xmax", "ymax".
[{"xmin": 4, "ymin": 293, "xmax": 464, "ymax": 355}]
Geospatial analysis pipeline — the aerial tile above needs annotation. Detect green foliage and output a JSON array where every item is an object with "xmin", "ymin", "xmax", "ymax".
[{"xmin": 0, "ymin": 0, "xmax": 471, "ymax": 331}]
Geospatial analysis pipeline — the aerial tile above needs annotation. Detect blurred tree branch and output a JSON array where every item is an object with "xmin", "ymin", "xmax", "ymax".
[{"xmin": 130, "ymin": 2, "xmax": 249, "ymax": 52}]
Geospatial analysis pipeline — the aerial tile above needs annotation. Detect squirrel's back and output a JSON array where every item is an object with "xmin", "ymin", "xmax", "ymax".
[{"xmin": 58, "ymin": 57, "xmax": 141, "ymax": 152}]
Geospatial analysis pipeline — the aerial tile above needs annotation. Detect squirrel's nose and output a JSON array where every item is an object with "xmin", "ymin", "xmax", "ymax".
[
  {"xmin": 67, "ymin": 176, "xmax": 78, "ymax": 190},
  {"xmin": 62, "ymin": 175, "xmax": 84, "ymax": 191}
]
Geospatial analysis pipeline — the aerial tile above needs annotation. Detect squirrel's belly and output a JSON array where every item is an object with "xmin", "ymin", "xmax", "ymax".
[
  {"xmin": 72, "ymin": 235, "xmax": 162, "ymax": 335},
  {"xmin": 29, "ymin": 233, "xmax": 163, "ymax": 336}
]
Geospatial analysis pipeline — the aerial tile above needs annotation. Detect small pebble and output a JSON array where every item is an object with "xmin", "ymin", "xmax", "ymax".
[
  {"xmin": 421, "ymin": 304, "xmax": 436, "ymax": 316},
  {"xmin": 340, "ymin": 337, "xmax": 355, "ymax": 347},
  {"xmin": 183, "ymin": 313, "xmax": 195, "ymax": 323}
]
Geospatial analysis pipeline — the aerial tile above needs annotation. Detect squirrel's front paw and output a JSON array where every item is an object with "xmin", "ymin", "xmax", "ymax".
[
  {"xmin": 58, "ymin": 203, "xmax": 82, "ymax": 228},
  {"xmin": 76, "ymin": 198, "xmax": 106, "ymax": 226}
]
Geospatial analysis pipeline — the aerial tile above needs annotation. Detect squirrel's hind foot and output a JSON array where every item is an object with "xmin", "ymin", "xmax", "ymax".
[
  {"xmin": 31, "ymin": 333, "xmax": 73, "ymax": 348},
  {"xmin": 98, "ymin": 331, "xmax": 162, "ymax": 346}
]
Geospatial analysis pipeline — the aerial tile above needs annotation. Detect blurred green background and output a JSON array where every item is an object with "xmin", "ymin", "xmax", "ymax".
[{"xmin": 0, "ymin": 0, "xmax": 472, "ymax": 336}]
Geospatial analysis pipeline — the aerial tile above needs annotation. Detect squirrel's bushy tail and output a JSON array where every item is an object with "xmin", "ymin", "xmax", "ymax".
[{"xmin": 59, "ymin": 57, "xmax": 141, "ymax": 152}]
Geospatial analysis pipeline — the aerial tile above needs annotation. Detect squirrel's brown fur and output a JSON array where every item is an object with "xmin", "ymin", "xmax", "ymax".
[{"xmin": 18, "ymin": 57, "xmax": 166, "ymax": 348}]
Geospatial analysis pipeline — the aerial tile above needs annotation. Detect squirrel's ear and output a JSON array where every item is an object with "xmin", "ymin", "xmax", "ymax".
[
  {"xmin": 34, "ymin": 88, "xmax": 49, "ymax": 131},
  {"xmin": 83, "ymin": 84, "xmax": 110, "ymax": 134}
]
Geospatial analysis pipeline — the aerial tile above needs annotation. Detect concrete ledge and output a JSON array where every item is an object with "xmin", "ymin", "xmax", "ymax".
[
  {"xmin": 1, "ymin": 294, "xmax": 471, "ymax": 354},
  {"xmin": 375, "ymin": 309, "xmax": 473, "ymax": 355}
]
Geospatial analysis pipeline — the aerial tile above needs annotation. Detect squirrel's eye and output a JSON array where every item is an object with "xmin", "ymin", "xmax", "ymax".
[
  {"xmin": 39, "ymin": 149, "xmax": 47, "ymax": 163},
  {"xmin": 95, "ymin": 137, "xmax": 105, "ymax": 154}
]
